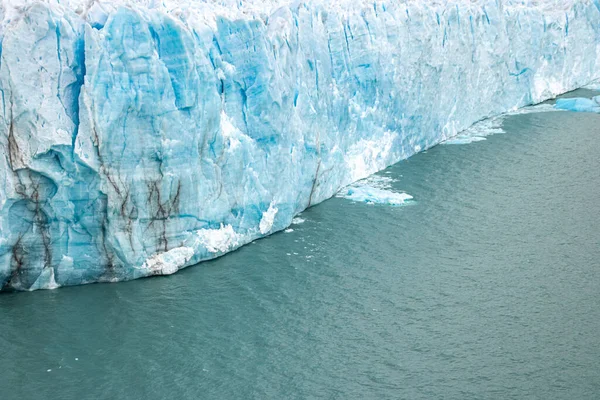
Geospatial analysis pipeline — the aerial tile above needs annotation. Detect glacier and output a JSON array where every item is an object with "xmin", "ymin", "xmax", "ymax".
[{"xmin": 0, "ymin": 0, "xmax": 599, "ymax": 291}]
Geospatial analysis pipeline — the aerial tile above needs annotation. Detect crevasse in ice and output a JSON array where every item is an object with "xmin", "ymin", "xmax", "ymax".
[{"xmin": 1, "ymin": 0, "xmax": 599, "ymax": 290}]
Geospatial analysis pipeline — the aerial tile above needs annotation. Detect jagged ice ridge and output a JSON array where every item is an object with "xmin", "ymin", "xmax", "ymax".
[{"xmin": 1, "ymin": 0, "xmax": 599, "ymax": 290}]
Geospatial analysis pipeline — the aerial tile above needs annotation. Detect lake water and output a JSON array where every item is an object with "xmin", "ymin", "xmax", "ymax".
[{"xmin": 1, "ymin": 91, "xmax": 599, "ymax": 399}]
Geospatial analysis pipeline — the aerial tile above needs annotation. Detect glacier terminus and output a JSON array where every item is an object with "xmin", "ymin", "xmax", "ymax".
[{"xmin": 0, "ymin": 0, "xmax": 599, "ymax": 291}]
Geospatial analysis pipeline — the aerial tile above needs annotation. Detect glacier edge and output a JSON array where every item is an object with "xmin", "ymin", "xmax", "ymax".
[{"xmin": 0, "ymin": 0, "xmax": 599, "ymax": 291}]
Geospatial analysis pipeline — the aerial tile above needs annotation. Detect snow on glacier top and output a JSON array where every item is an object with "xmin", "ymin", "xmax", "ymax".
[
  {"xmin": 0, "ymin": 0, "xmax": 586, "ymax": 24},
  {"xmin": 0, "ymin": 0, "xmax": 584, "ymax": 41}
]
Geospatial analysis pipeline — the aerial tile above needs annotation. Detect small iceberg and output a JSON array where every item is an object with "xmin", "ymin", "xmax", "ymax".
[
  {"xmin": 444, "ymin": 135, "xmax": 488, "ymax": 145},
  {"xmin": 555, "ymin": 96, "xmax": 600, "ymax": 113},
  {"xmin": 337, "ymin": 176, "xmax": 413, "ymax": 206}
]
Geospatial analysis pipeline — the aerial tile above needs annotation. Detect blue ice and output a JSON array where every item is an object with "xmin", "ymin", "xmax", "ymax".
[
  {"xmin": 0, "ymin": 1, "xmax": 599, "ymax": 290},
  {"xmin": 555, "ymin": 96, "xmax": 600, "ymax": 113}
]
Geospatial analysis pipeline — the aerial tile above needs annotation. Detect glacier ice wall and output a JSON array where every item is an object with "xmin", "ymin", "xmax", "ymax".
[{"xmin": 1, "ymin": 0, "xmax": 599, "ymax": 291}]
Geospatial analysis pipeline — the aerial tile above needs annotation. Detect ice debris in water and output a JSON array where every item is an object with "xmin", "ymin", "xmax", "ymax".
[
  {"xmin": 444, "ymin": 104, "xmax": 565, "ymax": 145},
  {"xmin": 0, "ymin": 0, "xmax": 599, "ymax": 291},
  {"xmin": 555, "ymin": 96, "xmax": 600, "ymax": 113},
  {"xmin": 443, "ymin": 135, "xmax": 489, "ymax": 145},
  {"xmin": 337, "ymin": 176, "xmax": 413, "ymax": 206}
]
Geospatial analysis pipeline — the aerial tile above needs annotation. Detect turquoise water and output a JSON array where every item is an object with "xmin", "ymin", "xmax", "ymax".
[{"xmin": 1, "ymin": 93, "xmax": 600, "ymax": 399}]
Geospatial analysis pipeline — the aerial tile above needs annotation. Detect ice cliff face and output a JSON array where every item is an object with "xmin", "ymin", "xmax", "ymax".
[{"xmin": 1, "ymin": 0, "xmax": 599, "ymax": 291}]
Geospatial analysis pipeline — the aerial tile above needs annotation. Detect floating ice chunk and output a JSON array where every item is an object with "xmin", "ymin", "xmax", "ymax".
[
  {"xmin": 338, "ymin": 176, "xmax": 412, "ymax": 206},
  {"xmin": 444, "ymin": 135, "xmax": 488, "ymax": 145},
  {"xmin": 341, "ymin": 187, "xmax": 413, "ymax": 206},
  {"xmin": 555, "ymin": 96, "xmax": 600, "ymax": 113},
  {"xmin": 291, "ymin": 217, "xmax": 305, "ymax": 225}
]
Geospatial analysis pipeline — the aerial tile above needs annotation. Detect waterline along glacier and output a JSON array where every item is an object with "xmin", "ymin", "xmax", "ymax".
[{"xmin": 0, "ymin": 0, "xmax": 598, "ymax": 291}]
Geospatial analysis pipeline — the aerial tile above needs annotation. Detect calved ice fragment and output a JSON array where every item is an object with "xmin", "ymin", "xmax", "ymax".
[
  {"xmin": 555, "ymin": 96, "xmax": 600, "ymax": 113},
  {"xmin": 1, "ymin": 0, "xmax": 599, "ymax": 291},
  {"xmin": 337, "ymin": 176, "xmax": 413, "ymax": 206}
]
